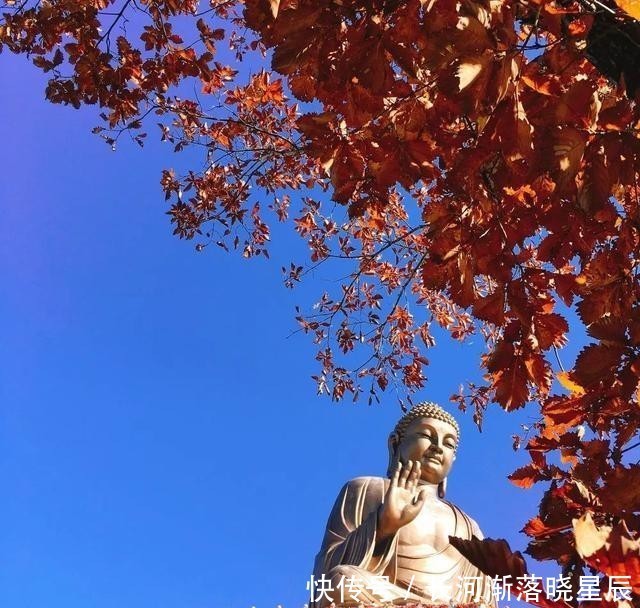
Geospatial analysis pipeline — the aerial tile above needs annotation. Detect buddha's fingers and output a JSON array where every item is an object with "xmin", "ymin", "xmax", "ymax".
[
  {"xmin": 391, "ymin": 460, "xmax": 402, "ymax": 487},
  {"xmin": 413, "ymin": 461, "xmax": 421, "ymax": 491},
  {"xmin": 398, "ymin": 460, "xmax": 412, "ymax": 488},
  {"xmin": 407, "ymin": 460, "xmax": 420, "ymax": 493}
]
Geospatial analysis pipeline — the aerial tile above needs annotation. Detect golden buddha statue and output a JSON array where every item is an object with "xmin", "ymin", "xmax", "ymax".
[{"xmin": 311, "ymin": 402, "xmax": 495, "ymax": 606}]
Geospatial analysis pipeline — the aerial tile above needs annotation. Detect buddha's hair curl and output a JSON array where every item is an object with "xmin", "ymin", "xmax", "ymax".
[{"xmin": 392, "ymin": 401, "xmax": 460, "ymax": 445}]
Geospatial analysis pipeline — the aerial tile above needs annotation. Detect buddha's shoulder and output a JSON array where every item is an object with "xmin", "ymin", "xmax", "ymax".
[
  {"xmin": 345, "ymin": 475, "xmax": 386, "ymax": 485},
  {"xmin": 340, "ymin": 475, "xmax": 388, "ymax": 495}
]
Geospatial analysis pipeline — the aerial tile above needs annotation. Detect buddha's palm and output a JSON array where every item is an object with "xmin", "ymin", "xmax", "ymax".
[{"xmin": 378, "ymin": 460, "xmax": 427, "ymax": 538}]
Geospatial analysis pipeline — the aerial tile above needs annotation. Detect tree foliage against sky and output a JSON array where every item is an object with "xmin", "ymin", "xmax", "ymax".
[{"xmin": 3, "ymin": 0, "xmax": 640, "ymax": 602}]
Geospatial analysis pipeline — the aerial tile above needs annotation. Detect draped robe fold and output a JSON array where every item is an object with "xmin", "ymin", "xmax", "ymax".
[{"xmin": 312, "ymin": 476, "xmax": 495, "ymax": 607}]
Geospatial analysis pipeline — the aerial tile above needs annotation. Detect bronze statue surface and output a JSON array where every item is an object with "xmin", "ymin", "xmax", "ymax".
[{"xmin": 311, "ymin": 402, "xmax": 495, "ymax": 607}]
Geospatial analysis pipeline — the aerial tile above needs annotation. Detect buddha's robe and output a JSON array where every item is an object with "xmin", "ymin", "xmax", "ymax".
[{"xmin": 312, "ymin": 476, "xmax": 495, "ymax": 607}]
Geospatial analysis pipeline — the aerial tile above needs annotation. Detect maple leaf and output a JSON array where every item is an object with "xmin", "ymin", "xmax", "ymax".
[
  {"xmin": 601, "ymin": 465, "xmax": 640, "ymax": 513},
  {"xmin": 616, "ymin": 0, "xmax": 640, "ymax": 19},
  {"xmin": 522, "ymin": 516, "xmax": 572, "ymax": 539},
  {"xmin": 492, "ymin": 359, "xmax": 530, "ymax": 411},
  {"xmin": 587, "ymin": 317, "xmax": 627, "ymax": 344},
  {"xmin": 551, "ymin": 126, "xmax": 586, "ymax": 192},
  {"xmin": 472, "ymin": 288, "xmax": 505, "ymax": 325},
  {"xmin": 457, "ymin": 59, "xmax": 486, "ymax": 91},
  {"xmin": 525, "ymin": 533, "xmax": 576, "ymax": 567},
  {"xmin": 482, "ymin": 96, "xmax": 533, "ymax": 165},
  {"xmin": 534, "ymin": 313, "xmax": 568, "ymax": 350},
  {"xmin": 523, "ymin": 517, "xmax": 549, "ymax": 537},
  {"xmin": 574, "ymin": 512, "xmax": 640, "ymax": 594},
  {"xmin": 541, "ymin": 395, "xmax": 588, "ymax": 436},
  {"xmin": 556, "ymin": 80, "xmax": 600, "ymax": 129},
  {"xmin": 521, "ymin": 67, "xmax": 563, "ymax": 97},
  {"xmin": 509, "ymin": 464, "xmax": 543, "ymax": 489},
  {"xmin": 577, "ymin": 286, "xmax": 631, "ymax": 326},
  {"xmin": 556, "ymin": 371, "xmax": 585, "ymax": 396},
  {"xmin": 524, "ymin": 353, "xmax": 553, "ymax": 395},
  {"xmin": 574, "ymin": 343, "xmax": 625, "ymax": 388}
]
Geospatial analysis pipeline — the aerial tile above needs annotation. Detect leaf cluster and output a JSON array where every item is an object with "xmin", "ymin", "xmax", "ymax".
[{"xmin": 5, "ymin": 0, "xmax": 640, "ymax": 600}]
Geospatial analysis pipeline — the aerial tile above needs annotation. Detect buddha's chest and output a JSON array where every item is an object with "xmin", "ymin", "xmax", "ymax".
[{"xmin": 398, "ymin": 500, "xmax": 457, "ymax": 551}]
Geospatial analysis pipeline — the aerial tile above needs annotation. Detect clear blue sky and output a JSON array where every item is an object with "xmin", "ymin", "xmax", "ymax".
[{"xmin": 1, "ymin": 53, "xmax": 584, "ymax": 608}]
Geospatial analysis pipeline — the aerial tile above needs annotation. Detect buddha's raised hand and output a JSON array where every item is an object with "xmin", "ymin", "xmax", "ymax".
[{"xmin": 377, "ymin": 460, "xmax": 427, "ymax": 540}]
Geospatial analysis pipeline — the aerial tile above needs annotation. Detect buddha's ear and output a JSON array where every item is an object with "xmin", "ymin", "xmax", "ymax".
[{"xmin": 387, "ymin": 432, "xmax": 400, "ymax": 477}]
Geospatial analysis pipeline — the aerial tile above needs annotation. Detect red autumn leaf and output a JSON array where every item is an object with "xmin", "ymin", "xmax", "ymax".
[
  {"xmin": 522, "ymin": 516, "xmax": 572, "ymax": 539},
  {"xmin": 556, "ymin": 79, "xmax": 599, "ymax": 128},
  {"xmin": 330, "ymin": 144, "xmax": 365, "ymax": 204},
  {"xmin": 525, "ymin": 533, "xmax": 577, "ymax": 567},
  {"xmin": 472, "ymin": 288, "xmax": 505, "ymax": 325},
  {"xmin": 551, "ymin": 126, "xmax": 586, "ymax": 192},
  {"xmin": 577, "ymin": 286, "xmax": 632, "ymax": 326},
  {"xmin": 600, "ymin": 465, "xmax": 640, "ymax": 513},
  {"xmin": 493, "ymin": 357, "xmax": 530, "ymax": 411},
  {"xmin": 574, "ymin": 343, "xmax": 625, "ymax": 388},
  {"xmin": 534, "ymin": 313, "xmax": 569, "ymax": 350},
  {"xmin": 523, "ymin": 517, "xmax": 549, "ymax": 537},
  {"xmin": 574, "ymin": 512, "xmax": 640, "ymax": 594},
  {"xmin": 524, "ymin": 353, "xmax": 553, "ymax": 395},
  {"xmin": 521, "ymin": 69, "xmax": 563, "ymax": 97},
  {"xmin": 586, "ymin": 317, "xmax": 627, "ymax": 344},
  {"xmin": 541, "ymin": 395, "xmax": 588, "ymax": 435},
  {"xmin": 509, "ymin": 464, "xmax": 543, "ymax": 489}
]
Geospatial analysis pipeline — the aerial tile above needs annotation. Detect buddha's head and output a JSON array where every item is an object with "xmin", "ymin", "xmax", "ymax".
[{"xmin": 387, "ymin": 402, "xmax": 460, "ymax": 496}]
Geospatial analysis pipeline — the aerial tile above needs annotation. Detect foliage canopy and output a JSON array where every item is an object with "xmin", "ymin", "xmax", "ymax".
[{"xmin": 3, "ymin": 0, "xmax": 640, "ymax": 601}]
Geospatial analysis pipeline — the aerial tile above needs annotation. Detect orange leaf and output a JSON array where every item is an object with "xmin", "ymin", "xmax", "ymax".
[
  {"xmin": 509, "ymin": 464, "xmax": 542, "ymax": 488},
  {"xmin": 574, "ymin": 512, "xmax": 640, "ymax": 593},
  {"xmin": 521, "ymin": 71, "xmax": 562, "ymax": 97},
  {"xmin": 541, "ymin": 395, "xmax": 588, "ymax": 436},
  {"xmin": 616, "ymin": 0, "xmax": 640, "ymax": 19},
  {"xmin": 556, "ymin": 371, "xmax": 585, "ymax": 395}
]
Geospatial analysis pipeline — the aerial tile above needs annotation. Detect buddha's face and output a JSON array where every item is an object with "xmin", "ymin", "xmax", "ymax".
[{"xmin": 395, "ymin": 416, "xmax": 458, "ymax": 484}]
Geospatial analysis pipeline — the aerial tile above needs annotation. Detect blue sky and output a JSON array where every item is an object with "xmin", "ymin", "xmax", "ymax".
[{"xmin": 1, "ymin": 52, "xmax": 582, "ymax": 608}]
